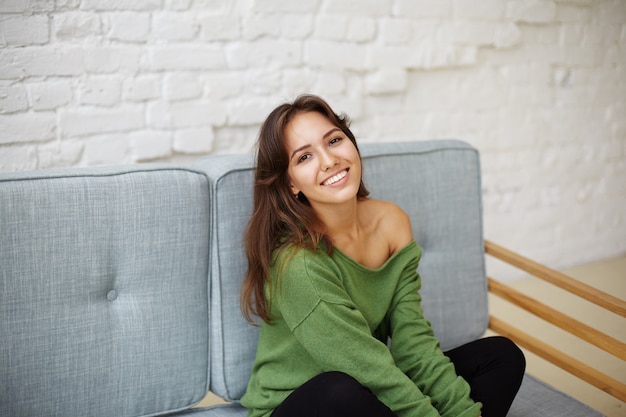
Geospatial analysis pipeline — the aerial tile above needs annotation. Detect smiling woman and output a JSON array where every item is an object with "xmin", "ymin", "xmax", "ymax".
[{"xmin": 239, "ymin": 94, "xmax": 525, "ymax": 417}]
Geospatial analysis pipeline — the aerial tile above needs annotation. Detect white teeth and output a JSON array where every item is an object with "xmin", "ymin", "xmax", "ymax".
[{"xmin": 323, "ymin": 170, "xmax": 347, "ymax": 186}]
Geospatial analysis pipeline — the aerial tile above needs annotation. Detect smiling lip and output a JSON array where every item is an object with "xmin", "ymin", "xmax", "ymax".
[{"xmin": 321, "ymin": 169, "xmax": 349, "ymax": 186}]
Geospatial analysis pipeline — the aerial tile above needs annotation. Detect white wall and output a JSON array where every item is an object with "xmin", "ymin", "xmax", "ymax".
[{"xmin": 1, "ymin": 0, "xmax": 625, "ymax": 280}]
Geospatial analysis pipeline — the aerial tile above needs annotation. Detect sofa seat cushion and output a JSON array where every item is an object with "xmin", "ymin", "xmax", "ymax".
[{"xmin": 509, "ymin": 374, "xmax": 605, "ymax": 417}]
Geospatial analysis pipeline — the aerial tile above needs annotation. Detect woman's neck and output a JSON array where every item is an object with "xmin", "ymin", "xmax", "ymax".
[{"xmin": 314, "ymin": 199, "xmax": 362, "ymax": 245}]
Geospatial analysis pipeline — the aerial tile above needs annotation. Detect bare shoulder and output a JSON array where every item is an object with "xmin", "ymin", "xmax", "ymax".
[{"xmin": 363, "ymin": 199, "xmax": 414, "ymax": 252}]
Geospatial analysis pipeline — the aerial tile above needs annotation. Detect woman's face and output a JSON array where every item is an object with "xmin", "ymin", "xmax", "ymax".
[{"xmin": 284, "ymin": 111, "xmax": 362, "ymax": 209}]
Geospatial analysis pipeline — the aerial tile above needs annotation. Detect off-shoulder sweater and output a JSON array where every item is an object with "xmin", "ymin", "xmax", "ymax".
[{"xmin": 240, "ymin": 241, "xmax": 481, "ymax": 417}]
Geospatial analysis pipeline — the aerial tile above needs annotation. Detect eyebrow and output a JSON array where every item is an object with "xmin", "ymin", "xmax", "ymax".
[{"xmin": 290, "ymin": 127, "xmax": 342, "ymax": 161}]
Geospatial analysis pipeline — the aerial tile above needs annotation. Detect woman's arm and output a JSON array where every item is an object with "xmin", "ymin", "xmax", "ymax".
[
  {"xmin": 377, "ymin": 202, "xmax": 480, "ymax": 416},
  {"xmin": 386, "ymin": 259, "xmax": 482, "ymax": 417}
]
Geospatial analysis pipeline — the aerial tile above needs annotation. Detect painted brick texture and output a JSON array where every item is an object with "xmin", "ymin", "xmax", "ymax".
[{"xmin": 0, "ymin": 0, "xmax": 624, "ymax": 279}]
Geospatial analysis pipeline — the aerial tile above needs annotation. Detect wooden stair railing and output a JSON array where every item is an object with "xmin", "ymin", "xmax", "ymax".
[{"xmin": 484, "ymin": 240, "xmax": 626, "ymax": 402}]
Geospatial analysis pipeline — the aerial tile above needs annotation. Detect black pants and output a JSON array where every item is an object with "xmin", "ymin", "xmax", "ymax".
[{"xmin": 271, "ymin": 336, "xmax": 525, "ymax": 417}]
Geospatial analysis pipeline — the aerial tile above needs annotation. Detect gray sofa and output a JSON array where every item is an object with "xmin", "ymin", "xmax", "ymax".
[{"xmin": 0, "ymin": 140, "xmax": 603, "ymax": 417}]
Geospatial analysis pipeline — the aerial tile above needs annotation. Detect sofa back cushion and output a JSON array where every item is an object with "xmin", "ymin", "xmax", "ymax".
[
  {"xmin": 0, "ymin": 166, "xmax": 211, "ymax": 417},
  {"xmin": 195, "ymin": 139, "xmax": 487, "ymax": 403}
]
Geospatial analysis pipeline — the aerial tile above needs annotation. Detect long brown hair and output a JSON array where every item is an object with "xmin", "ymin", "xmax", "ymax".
[{"xmin": 241, "ymin": 94, "xmax": 369, "ymax": 324}]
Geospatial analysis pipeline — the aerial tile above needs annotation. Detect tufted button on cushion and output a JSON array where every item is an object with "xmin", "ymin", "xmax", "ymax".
[{"xmin": 106, "ymin": 289, "xmax": 118, "ymax": 301}]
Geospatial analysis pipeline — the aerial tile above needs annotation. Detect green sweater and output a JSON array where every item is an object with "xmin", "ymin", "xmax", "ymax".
[{"xmin": 240, "ymin": 241, "xmax": 481, "ymax": 417}]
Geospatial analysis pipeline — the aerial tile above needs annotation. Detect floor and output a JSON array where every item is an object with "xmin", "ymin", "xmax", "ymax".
[{"xmin": 197, "ymin": 256, "xmax": 626, "ymax": 416}]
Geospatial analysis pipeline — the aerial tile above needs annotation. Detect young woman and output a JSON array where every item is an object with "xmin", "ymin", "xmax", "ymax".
[{"xmin": 240, "ymin": 94, "xmax": 525, "ymax": 417}]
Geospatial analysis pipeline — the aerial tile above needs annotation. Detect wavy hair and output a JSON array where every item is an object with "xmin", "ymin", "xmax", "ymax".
[{"xmin": 241, "ymin": 94, "xmax": 369, "ymax": 324}]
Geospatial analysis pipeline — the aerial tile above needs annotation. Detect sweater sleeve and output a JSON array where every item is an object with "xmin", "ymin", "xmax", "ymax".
[
  {"xmin": 386, "ymin": 250, "xmax": 482, "ymax": 417},
  {"xmin": 274, "ymin": 249, "xmax": 441, "ymax": 417}
]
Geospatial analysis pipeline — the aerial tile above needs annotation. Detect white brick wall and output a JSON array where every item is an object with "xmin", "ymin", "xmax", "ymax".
[{"xmin": 0, "ymin": 0, "xmax": 624, "ymax": 280}]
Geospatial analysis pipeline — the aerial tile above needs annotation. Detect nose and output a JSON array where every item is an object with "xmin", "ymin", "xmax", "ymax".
[{"xmin": 320, "ymin": 150, "xmax": 338, "ymax": 172}]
